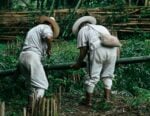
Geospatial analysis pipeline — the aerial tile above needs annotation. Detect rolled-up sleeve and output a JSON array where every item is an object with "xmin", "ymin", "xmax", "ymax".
[
  {"xmin": 77, "ymin": 27, "xmax": 88, "ymax": 48},
  {"xmin": 42, "ymin": 25, "xmax": 53, "ymax": 39}
]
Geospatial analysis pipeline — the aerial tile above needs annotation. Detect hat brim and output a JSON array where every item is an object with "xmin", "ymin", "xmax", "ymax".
[
  {"xmin": 39, "ymin": 16, "xmax": 60, "ymax": 38},
  {"xmin": 72, "ymin": 16, "xmax": 96, "ymax": 35}
]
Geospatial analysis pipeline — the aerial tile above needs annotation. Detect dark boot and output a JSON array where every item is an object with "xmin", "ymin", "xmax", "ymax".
[
  {"xmin": 81, "ymin": 92, "xmax": 93, "ymax": 107},
  {"xmin": 104, "ymin": 88, "xmax": 111, "ymax": 102}
]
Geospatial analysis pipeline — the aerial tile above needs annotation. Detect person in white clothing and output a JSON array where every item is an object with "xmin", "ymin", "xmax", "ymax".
[
  {"xmin": 19, "ymin": 16, "xmax": 60, "ymax": 107},
  {"xmin": 71, "ymin": 16, "xmax": 120, "ymax": 106}
]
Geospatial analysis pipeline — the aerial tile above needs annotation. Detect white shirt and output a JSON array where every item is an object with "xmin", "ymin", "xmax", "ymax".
[
  {"xmin": 77, "ymin": 24, "xmax": 117, "ymax": 77},
  {"xmin": 23, "ymin": 24, "xmax": 53, "ymax": 57},
  {"xmin": 77, "ymin": 24, "xmax": 111, "ymax": 49}
]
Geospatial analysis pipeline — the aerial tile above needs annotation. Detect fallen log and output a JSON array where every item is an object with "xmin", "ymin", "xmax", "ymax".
[{"xmin": 0, "ymin": 56, "xmax": 150, "ymax": 77}]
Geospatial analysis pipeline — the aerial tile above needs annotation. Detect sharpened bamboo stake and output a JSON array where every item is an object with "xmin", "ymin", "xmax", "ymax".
[
  {"xmin": 24, "ymin": 96, "xmax": 59, "ymax": 116},
  {"xmin": 23, "ymin": 107, "xmax": 26, "ymax": 116},
  {"xmin": 31, "ymin": 94, "xmax": 36, "ymax": 116},
  {"xmin": 53, "ymin": 99, "xmax": 57, "ymax": 116},
  {"xmin": 38, "ymin": 98, "xmax": 42, "ymax": 116},
  {"xmin": 59, "ymin": 86, "xmax": 61, "ymax": 109},
  {"xmin": 73, "ymin": 73, "xmax": 75, "ymax": 83},
  {"xmin": 78, "ymin": 73, "xmax": 81, "ymax": 81},
  {"xmin": 46, "ymin": 99, "xmax": 50, "ymax": 116},
  {"xmin": 53, "ymin": 99, "xmax": 55, "ymax": 116},
  {"xmin": 0, "ymin": 102, "xmax": 5, "ymax": 116},
  {"xmin": 50, "ymin": 98, "xmax": 53, "ymax": 116},
  {"xmin": 42, "ymin": 98, "xmax": 46, "ymax": 116},
  {"xmin": 2, "ymin": 102, "xmax": 5, "ymax": 116}
]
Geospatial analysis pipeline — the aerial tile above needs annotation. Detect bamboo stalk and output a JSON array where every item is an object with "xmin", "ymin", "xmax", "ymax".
[
  {"xmin": 1, "ymin": 102, "xmax": 5, "ymax": 116},
  {"xmin": 0, "ymin": 56, "xmax": 150, "ymax": 77},
  {"xmin": 46, "ymin": 99, "xmax": 50, "ymax": 116},
  {"xmin": 61, "ymin": 0, "xmax": 82, "ymax": 38},
  {"xmin": 53, "ymin": 99, "xmax": 55, "ymax": 116},
  {"xmin": 22, "ymin": 97, "xmax": 59, "ymax": 116},
  {"xmin": 129, "ymin": 0, "xmax": 132, "ymax": 6},
  {"xmin": 38, "ymin": 98, "xmax": 42, "ymax": 116},
  {"xmin": 23, "ymin": 107, "xmax": 27, "ymax": 116},
  {"xmin": 145, "ymin": 0, "xmax": 148, "ymax": 6},
  {"xmin": 0, "ymin": 103, "xmax": 2, "ymax": 115},
  {"xmin": 31, "ymin": 94, "xmax": 36, "ymax": 116},
  {"xmin": 42, "ymin": 98, "xmax": 46, "ymax": 116},
  {"xmin": 55, "ymin": 102, "xmax": 58, "ymax": 116},
  {"xmin": 59, "ymin": 86, "xmax": 61, "ymax": 109},
  {"xmin": 48, "ymin": 0, "xmax": 55, "ymax": 16},
  {"xmin": 50, "ymin": 98, "xmax": 53, "ymax": 116},
  {"xmin": 20, "ymin": 0, "xmax": 30, "ymax": 8}
]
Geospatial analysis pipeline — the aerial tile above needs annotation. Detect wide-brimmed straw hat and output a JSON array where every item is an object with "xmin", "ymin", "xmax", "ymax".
[
  {"xmin": 39, "ymin": 16, "xmax": 60, "ymax": 38},
  {"xmin": 72, "ymin": 16, "xmax": 97, "ymax": 35}
]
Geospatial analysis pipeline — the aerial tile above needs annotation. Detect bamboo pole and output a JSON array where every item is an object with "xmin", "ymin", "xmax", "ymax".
[
  {"xmin": 23, "ymin": 107, "xmax": 27, "ymax": 116},
  {"xmin": 53, "ymin": 99, "xmax": 55, "ymax": 116},
  {"xmin": 31, "ymin": 94, "xmax": 36, "ymax": 116},
  {"xmin": 145, "ymin": 0, "xmax": 148, "ymax": 6},
  {"xmin": 116, "ymin": 56, "xmax": 150, "ymax": 64},
  {"xmin": 38, "ymin": 98, "xmax": 42, "ymax": 116},
  {"xmin": 48, "ymin": 0, "xmax": 55, "ymax": 16},
  {"xmin": 58, "ymin": 86, "xmax": 61, "ymax": 109},
  {"xmin": 129, "ymin": 0, "xmax": 132, "ymax": 6},
  {"xmin": 61, "ymin": 0, "xmax": 82, "ymax": 38},
  {"xmin": 0, "ymin": 56, "xmax": 150, "ymax": 77},
  {"xmin": 42, "ymin": 98, "xmax": 46, "ymax": 116},
  {"xmin": 46, "ymin": 99, "xmax": 50, "ymax": 116},
  {"xmin": 0, "ymin": 102, "xmax": 5, "ymax": 116},
  {"xmin": 50, "ymin": 98, "xmax": 53, "ymax": 116},
  {"xmin": 23, "ymin": 96, "xmax": 59, "ymax": 116}
]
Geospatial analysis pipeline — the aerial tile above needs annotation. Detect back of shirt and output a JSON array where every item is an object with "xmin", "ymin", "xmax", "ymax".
[
  {"xmin": 77, "ymin": 24, "xmax": 110, "ymax": 49},
  {"xmin": 23, "ymin": 24, "xmax": 53, "ymax": 57},
  {"xmin": 77, "ymin": 24, "xmax": 117, "ymax": 54}
]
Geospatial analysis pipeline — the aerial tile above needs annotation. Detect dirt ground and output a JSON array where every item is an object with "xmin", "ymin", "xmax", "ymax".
[{"xmin": 60, "ymin": 92, "xmax": 150, "ymax": 116}]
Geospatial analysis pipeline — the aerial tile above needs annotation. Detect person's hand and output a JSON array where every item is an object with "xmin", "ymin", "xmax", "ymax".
[{"xmin": 71, "ymin": 63, "xmax": 81, "ymax": 70}]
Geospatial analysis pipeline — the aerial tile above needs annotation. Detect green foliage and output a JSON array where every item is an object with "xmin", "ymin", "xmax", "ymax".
[
  {"xmin": 114, "ymin": 34, "xmax": 150, "ymax": 92},
  {"xmin": 0, "ymin": 33, "xmax": 150, "ymax": 115},
  {"xmin": 125, "ymin": 87, "xmax": 150, "ymax": 108},
  {"xmin": 93, "ymin": 101, "xmax": 113, "ymax": 111},
  {"xmin": 0, "ymin": 36, "xmax": 23, "ymax": 69},
  {"xmin": 49, "ymin": 40, "xmax": 78, "ymax": 63},
  {"xmin": 44, "ymin": 40, "xmax": 85, "ymax": 96},
  {"xmin": 3, "ymin": 0, "xmax": 132, "ymax": 11}
]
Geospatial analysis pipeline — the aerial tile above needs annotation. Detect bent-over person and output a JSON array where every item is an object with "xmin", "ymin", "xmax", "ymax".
[
  {"xmin": 18, "ymin": 16, "xmax": 60, "ymax": 108},
  {"xmin": 71, "ymin": 16, "xmax": 120, "ymax": 107}
]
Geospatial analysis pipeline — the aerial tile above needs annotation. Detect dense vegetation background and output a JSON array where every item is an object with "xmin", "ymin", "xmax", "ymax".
[
  {"xmin": 0, "ymin": 0, "xmax": 146, "ymax": 11},
  {"xmin": 0, "ymin": 0, "xmax": 149, "ymax": 115}
]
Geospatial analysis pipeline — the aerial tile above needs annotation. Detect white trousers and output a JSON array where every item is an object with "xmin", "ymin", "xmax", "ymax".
[
  {"xmin": 19, "ymin": 51, "xmax": 49, "ymax": 90},
  {"xmin": 85, "ymin": 47, "xmax": 117, "ymax": 93}
]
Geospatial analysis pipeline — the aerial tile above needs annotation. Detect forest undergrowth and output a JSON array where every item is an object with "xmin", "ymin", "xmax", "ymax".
[{"xmin": 0, "ymin": 34, "xmax": 150, "ymax": 115}]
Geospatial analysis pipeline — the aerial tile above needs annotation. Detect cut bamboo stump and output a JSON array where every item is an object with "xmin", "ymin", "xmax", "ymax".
[{"xmin": 24, "ymin": 95, "xmax": 59, "ymax": 116}]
